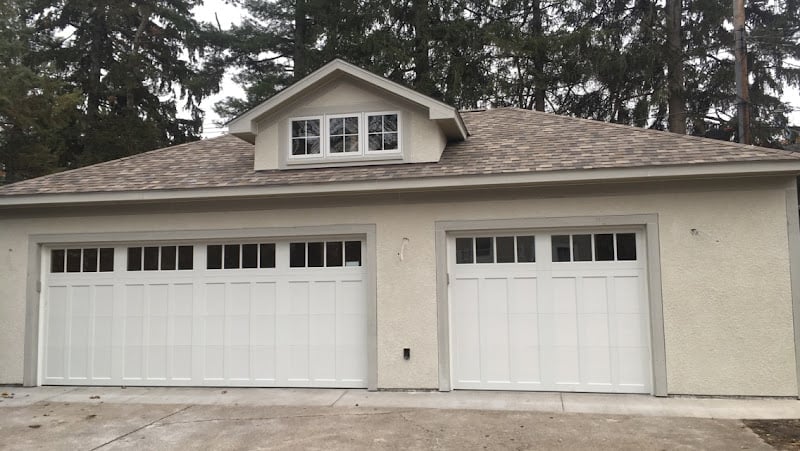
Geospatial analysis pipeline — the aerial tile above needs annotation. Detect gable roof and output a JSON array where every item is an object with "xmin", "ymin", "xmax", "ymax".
[
  {"xmin": 2, "ymin": 108, "xmax": 800, "ymax": 205},
  {"xmin": 227, "ymin": 59, "xmax": 468, "ymax": 142}
]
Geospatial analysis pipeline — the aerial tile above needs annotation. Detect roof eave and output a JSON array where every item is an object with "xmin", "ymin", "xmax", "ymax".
[{"xmin": 2, "ymin": 160, "xmax": 799, "ymax": 208}]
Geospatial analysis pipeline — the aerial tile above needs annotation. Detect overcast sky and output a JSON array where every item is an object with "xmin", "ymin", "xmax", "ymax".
[{"xmin": 191, "ymin": 0, "xmax": 800, "ymax": 137}]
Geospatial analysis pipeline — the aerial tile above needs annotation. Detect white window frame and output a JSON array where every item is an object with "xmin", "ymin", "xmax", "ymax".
[
  {"xmin": 365, "ymin": 111, "xmax": 402, "ymax": 155},
  {"xmin": 288, "ymin": 115, "xmax": 324, "ymax": 159},
  {"xmin": 326, "ymin": 112, "xmax": 364, "ymax": 158},
  {"xmin": 286, "ymin": 111, "xmax": 402, "ymax": 162}
]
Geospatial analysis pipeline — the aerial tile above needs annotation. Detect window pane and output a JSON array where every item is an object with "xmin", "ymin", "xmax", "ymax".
[
  {"xmin": 384, "ymin": 114, "xmax": 398, "ymax": 131},
  {"xmin": 143, "ymin": 247, "xmax": 159, "ymax": 271},
  {"xmin": 475, "ymin": 237, "xmax": 494, "ymax": 263},
  {"xmin": 326, "ymin": 241, "xmax": 343, "ymax": 267},
  {"xmin": 292, "ymin": 139, "xmax": 305, "ymax": 155},
  {"xmin": 345, "ymin": 135, "xmax": 359, "ymax": 152},
  {"xmin": 368, "ymin": 134, "xmax": 382, "ymax": 151},
  {"xmin": 345, "ymin": 116, "xmax": 359, "ymax": 134},
  {"xmin": 292, "ymin": 120, "xmax": 306, "ymax": 137},
  {"xmin": 242, "ymin": 244, "xmax": 258, "ymax": 268},
  {"xmin": 516, "ymin": 236, "xmax": 535, "ymax": 262},
  {"xmin": 307, "ymin": 119, "xmax": 320, "ymax": 136},
  {"xmin": 260, "ymin": 243, "xmax": 276, "ymax": 268},
  {"xmin": 455, "ymin": 238, "xmax": 473, "ymax": 264},
  {"xmin": 161, "ymin": 246, "xmax": 176, "ymax": 270},
  {"xmin": 572, "ymin": 234, "xmax": 592, "ymax": 262},
  {"xmin": 224, "ymin": 244, "xmax": 240, "ymax": 269},
  {"xmin": 384, "ymin": 133, "xmax": 398, "ymax": 150},
  {"xmin": 368, "ymin": 115, "xmax": 382, "ymax": 133},
  {"xmin": 99, "ymin": 248, "xmax": 114, "ymax": 272},
  {"xmin": 330, "ymin": 136, "xmax": 344, "ymax": 153},
  {"xmin": 51, "ymin": 249, "xmax": 65, "ymax": 273},
  {"xmin": 616, "ymin": 233, "xmax": 637, "ymax": 260},
  {"xmin": 207, "ymin": 245, "xmax": 222, "ymax": 269},
  {"xmin": 127, "ymin": 247, "xmax": 142, "ymax": 271},
  {"xmin": 82, "ymin": 248, "xmax": 98, "ymax": 272},
  {"xmin": 178, "ymin": 246, "xmax": 193, "ymax": 270},
  {"xmin": 308, "ymin": 242, "xmax": 324, "ymax": 267},
  {"xmin": 594, "ymin": 234, "xmax": 614, "ymax": 261},
  {"xmin": 496, "ymin": 237, "xmax": 515, "ymax": 263},
  {"xmin": 345, "ymin": 241, "xmax": 361, "ymax": 266},
  {"xmin": 551, "ymin": 235, "xmax": 571, "ymax": 262},
  {"xmin": 329, "ymin": 117, "xmax": 343, "ymax": 135},
  {"xmin": 290, "ymin": 242, "xmax": 306, "ymax": 268},
  {"xmin": 307, "ymin": 138, "xmax": 320, "ymax": 154},
  {"xmin": 66, "ymin": 249, "xmax": 82, "ymax": 272}
]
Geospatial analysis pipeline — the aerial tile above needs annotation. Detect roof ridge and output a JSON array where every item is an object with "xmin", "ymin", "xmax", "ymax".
[{"xmin": 495, "ymin": 107, "xmax": 800, "ymax": 159}]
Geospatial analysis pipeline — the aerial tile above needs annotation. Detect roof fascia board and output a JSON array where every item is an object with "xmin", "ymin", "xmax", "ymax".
[
  {"xmin": 2, "ymin": 161, "xmax": 800, "ymax": 208},
  {"xmin": 227, "ymin": 59, "xmax": 468, "ymax": 140}
]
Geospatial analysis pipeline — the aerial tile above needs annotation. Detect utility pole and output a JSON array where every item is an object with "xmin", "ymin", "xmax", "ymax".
[{"xmin": 733, "ymin": 0, "xmax": 751, "ymax": 144}]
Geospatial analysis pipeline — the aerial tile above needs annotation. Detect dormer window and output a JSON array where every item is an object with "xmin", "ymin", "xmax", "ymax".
[
  {"xmin": 367, "ymin": 113, "xmax": 399, "ymax": 152},
  {"xmin": 288, "ymin": 111, "xmax": 401, "ymax": 162}
]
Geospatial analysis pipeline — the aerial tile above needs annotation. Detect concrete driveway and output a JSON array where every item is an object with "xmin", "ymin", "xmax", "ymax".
[{"xmin": 0, "ymin": 387, "xmax": 792, "ymax": 450}]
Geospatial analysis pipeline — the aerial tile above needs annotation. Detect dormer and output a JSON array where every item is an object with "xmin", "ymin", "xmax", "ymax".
[{"xmin": 227, "ymin": 59, "xmax": 468, "ymax": 170}]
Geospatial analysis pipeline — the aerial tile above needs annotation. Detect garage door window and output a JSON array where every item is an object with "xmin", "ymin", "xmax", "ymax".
[
  {"xmin": 552, "ymin": 233, "xmax": 637, "ymax": 262},
  {"xmin": 50, "ymin": 248, "xmax": 114, "ymax": 273},
  {"xmin": 128, "ymin": 246, "xmax": 194, "ymax": 271},
  {"xmin": 455, "ymin": 236, "xmax": 536, "ymax": 264},
  {"xmin": 290, "ymin": 240, "xmax": 362, "ymax": 268},
  {"xmin": 207, "ymin": 243, "xmax": 276, "ymax": 270}
]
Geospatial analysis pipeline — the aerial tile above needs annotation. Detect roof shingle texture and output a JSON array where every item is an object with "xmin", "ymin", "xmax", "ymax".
[{"xmin": 2, "ymin": 108, "xmax": 799, "ymax": 196}]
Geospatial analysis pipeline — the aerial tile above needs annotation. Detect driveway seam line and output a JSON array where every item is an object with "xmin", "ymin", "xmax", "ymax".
[
  {"xmin": 331, "ymin": 389, "xmax": 348, "ymax": 407},
  {"xmin": 560, "ymin": 393, "xmax": 565, "ymax": 412},
  {"xmin": 88, "ymin": 404, "xmax": 193, "ymax": 451}
]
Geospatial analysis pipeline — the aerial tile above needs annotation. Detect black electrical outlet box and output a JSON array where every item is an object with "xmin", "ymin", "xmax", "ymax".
[{"xmin": 403, "ymin": 348, "xmax": 410, "ymax": 360}]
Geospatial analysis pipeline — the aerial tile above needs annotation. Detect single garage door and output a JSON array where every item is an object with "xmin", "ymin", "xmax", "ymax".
[
  {"xmin": 449, "ymin": 230, "xmax": 651, "ymax": 393},
  {"xmin": 41, "ymin": 238, "xmax": 368, "ymax": 387}
]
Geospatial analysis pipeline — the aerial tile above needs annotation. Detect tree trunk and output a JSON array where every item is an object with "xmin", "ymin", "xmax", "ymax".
[
  {"xmin": 293, "ymin": 0, "xmax": 307, "ymax": 79},
  {"xmin": 86, "ymin": 5, "xmax": 106, "ymax": 120},
  {"xmin": 665, "ymin": 0, "xmax": 686, "ymax": 134},
  {"xmin": 531, "ymin": 0, "xmax": 546, "ymax": 111},
  {"xmin": 411, "ymin": 0, "xmax": 434, "ymax": 95}
]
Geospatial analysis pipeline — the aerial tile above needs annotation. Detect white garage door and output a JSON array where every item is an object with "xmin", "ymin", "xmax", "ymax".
[
  {"xmin": 449, "ymin": 230, "xmax": 651, "ymax": 393},
  {"xmin": 41, "ymin": 238, "xmax": 368, "ymax": 387}
]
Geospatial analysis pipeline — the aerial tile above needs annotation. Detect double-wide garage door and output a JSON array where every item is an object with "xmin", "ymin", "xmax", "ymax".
[
  {"xmin": 449, "ymin": 230, "xmax": 652, "ymax": 393},
  {"xmin": 41, "ymin": 238, "xmax": 368, "ymax": 387}
]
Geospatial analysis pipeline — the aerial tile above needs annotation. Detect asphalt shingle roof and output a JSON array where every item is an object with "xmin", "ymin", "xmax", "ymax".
[{"xmin": 2, "ymin": 108, "xmax": 799, "ymax": 197}]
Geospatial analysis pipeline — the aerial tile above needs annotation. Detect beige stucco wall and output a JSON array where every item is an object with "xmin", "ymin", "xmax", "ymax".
[
  {"xmin": 0, "ymin": 176, "xmax": 796, "ymax": 396},
  {"xmin": 253, "ymin": 76, "xmax": 447, "ymax": 170}
]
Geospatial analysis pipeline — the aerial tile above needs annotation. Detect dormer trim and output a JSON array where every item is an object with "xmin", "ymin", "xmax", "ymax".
[{"xmin": 227, "ymin": 59, "xmax": 469, "ymax": 144}]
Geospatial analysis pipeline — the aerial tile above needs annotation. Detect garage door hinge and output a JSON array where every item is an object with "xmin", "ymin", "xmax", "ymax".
[
  {"xmin": 446, "ymin": 273, "xmax": 450, "ymax": 285},
  {"xmin": 36, "ymin": 280, "xmax": 41, "ymax": 293}
]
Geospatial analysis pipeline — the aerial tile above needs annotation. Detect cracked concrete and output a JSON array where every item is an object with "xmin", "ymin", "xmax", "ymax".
[
  {"xmin": 1, "ymin": 386, "xmax": 797, "ymax": 449},
  {"xmin": 0, "ymin": 402, "xmax": 773, "ymax": 450}
]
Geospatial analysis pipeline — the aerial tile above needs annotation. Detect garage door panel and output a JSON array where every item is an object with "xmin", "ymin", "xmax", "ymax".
[
  {"xmin": 579, "ymin": 313, "xmax": 610, "ymax": 346},
  {"xmin": 509, "ymin": 277, "xmax": 537, "ymax": 314},
  {"xmin": 450, "ymin": 231, "xmax": 651, "ymax": 394},
  {"xmin": 43, "ymin": 239, "xmax": 368, "ymax": 388},
  {"xmin": 287, "ymin": 282, "xmax": 310, "ymax": 315},
  {"xmin": 613, "ymin": 275, "xmax": 642, "ymax": 313},
  {"xmin": 452, "ymin": 278, "xmax": 481, "ymax": 384},
  {"xmin": 581, "ymin": 346, "xmax": 612, "ymax": 385},
  {"xmin": 253, "ymin": 282, "xmax": 277, "ymax": 315},
  {"xmin": 204, "ymin": 346, "xmax": 224, "ymax": 380},
  {"xmin": 551, "ymin": 278, "xmax": 577, "ymax": 314},
  {"xmin": 580, "ymin": 277, "xmax": 608, "ymax": 314}
]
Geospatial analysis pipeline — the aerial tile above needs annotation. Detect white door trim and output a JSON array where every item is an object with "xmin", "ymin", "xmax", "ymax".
[
  {"xmin": 24, "ymin": 224, "xmax": 378, "ymax": 390},
  {"xmin": 435, "ymin": 214, "xmax": 667, "ymax": 396}
]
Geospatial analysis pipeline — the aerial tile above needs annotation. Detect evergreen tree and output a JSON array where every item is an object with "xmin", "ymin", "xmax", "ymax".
[{"xmin": 31, "ymin": 0, "xmax": 226, "ymax": 166}]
